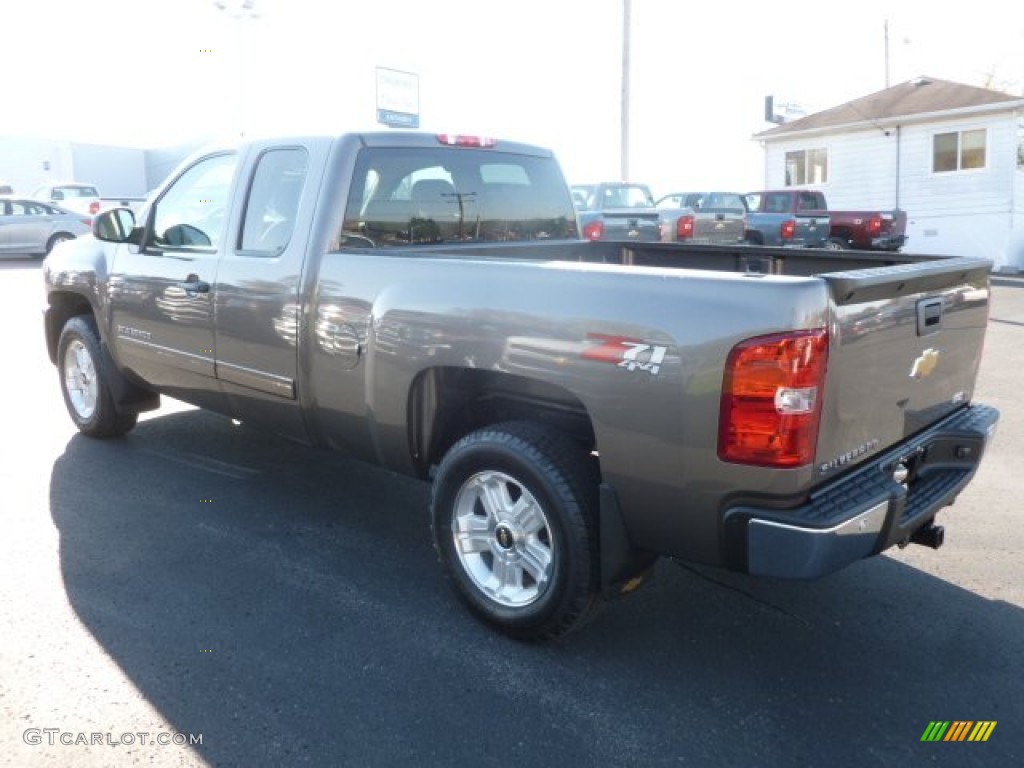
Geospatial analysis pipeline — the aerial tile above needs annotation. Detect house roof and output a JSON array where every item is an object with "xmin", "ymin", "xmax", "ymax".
[{"xmin": 756, "ymin": 77, "xmax": 1024, "ymax": 139}]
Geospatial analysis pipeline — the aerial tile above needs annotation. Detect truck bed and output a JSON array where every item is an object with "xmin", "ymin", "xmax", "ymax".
[{"xmin": 417, "ymin": 238, "xmax": 947, "ymax": 277}]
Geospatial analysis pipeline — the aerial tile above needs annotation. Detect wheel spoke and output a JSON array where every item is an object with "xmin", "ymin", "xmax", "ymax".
[
  {"xmin": 519, "ymin": 539, "xmax": 552, "ymax": 586},
  {"xmin": 510, "ymin": 496, "xmax": 546, "ymax": 536},
  {"xmin": 478, "ymin": 476, "xmax": 513, "ymax": 520},
  {"xmin": 490, "ymin": 555, "xmax": 521, "ymax": 599},
  {"xmin": 454, "ymin": 515, "xmax": 492, "ymax": 555}
]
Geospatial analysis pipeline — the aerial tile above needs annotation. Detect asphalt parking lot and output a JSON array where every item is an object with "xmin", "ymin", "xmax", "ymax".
[{"xmin": 1, "ymin": 258, "xmax": 1021, "ymax": 767}]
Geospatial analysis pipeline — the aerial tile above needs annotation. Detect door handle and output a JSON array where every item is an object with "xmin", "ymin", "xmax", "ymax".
[{"xmin": 179, "ymin": 273, "xmax": 210, "ymax": 295}]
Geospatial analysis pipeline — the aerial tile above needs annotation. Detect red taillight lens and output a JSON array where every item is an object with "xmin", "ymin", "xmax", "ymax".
[
  {"xmin": 436, "ymin": 134, "xmax": 497, "ymax": 148},
  {"xmin": 780, "ymin": 219, "xmax": 796, "ymax": 240},
  {"xmin": 81, "ymin": 218, "xmax": 92, "ymax": 227},
  {"xmin": 868, "ymin": 216, "xmax": 882, "ymax": 235},
  {"xmin": 89, "ymin": 201, "xmax": 101, "ymax": 215},
  {"xmin": 676, "ymin": 214, "xmax": 694, "ymax": 240},
  {"xmin": 719, "ymin": 329, "xmax": 828, "ymax": 467},
  {"xmin": 583, "ymin": 220, "xmax": 604, "ymax": 241}
]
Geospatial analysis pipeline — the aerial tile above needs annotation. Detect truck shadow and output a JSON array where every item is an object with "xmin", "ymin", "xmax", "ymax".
[{"xmin": 50, "ymin": 410, "xmax": 1021, "ymax": 767}]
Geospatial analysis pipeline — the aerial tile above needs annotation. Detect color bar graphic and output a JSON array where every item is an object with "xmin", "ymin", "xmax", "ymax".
[{"xmin": 920, "ymin": 721, "xmax": 996, "ymax": 742}]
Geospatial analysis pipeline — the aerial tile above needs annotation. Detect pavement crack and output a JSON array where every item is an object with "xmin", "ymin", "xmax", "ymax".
[{"xmin": 673, "ymin": 560, "xmax": 813, "ymax": 628}]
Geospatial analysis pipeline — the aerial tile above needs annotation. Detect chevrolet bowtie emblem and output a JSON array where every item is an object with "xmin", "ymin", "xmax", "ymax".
[{"xmin": 910, "ymin": 348, "xmax": 940, "ymax": 379}]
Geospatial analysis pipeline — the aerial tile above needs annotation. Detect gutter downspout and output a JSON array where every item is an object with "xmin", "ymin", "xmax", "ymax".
[{"xmin": 895, "ymin": 125, "xmax": 901, "ymax": 212}]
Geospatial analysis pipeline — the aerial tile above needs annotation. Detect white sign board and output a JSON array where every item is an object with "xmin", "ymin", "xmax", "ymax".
[{"xmin": 376, "ymin": 67, "xmax": 420, "ymax": 128}]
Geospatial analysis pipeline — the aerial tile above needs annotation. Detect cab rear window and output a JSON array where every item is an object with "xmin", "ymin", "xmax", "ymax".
[{"xmin": 336, "ymin": 147, "xmax": 578, "ymax": 248}]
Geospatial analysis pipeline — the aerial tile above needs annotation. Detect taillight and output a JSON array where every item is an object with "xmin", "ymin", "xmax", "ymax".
[
  {"xmin": 780, "ymin": 219, "xmax": 796, "ymax": 240},
  {"xmin": 676, "ymin": 214, "xmax": 694, "ymax": 240},
  {"xmin": 81, "ymin": 218, "xmax": 92, "ymax": 227},
  {"xmin": 868, "ymin": 216, "xmax": 882, "ymax": 235},
  {"xmin": 719, "ymin": 329, "xmax": 828, "ymax": 467},
  {"xmin": 436, "ymin": 134, "xmax": 497, "ymax": 148},
  {"xmin": 89, "ymin": 201, "xmax": 101, "ymax": 215},
  {"xmin": 583, "ymin": 220, "xmax": 604, "ymax": 241}
]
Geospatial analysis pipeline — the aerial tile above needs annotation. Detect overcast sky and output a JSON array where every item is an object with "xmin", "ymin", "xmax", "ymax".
[{"xmin": 5, "ymin": 0, "xmax": 1023, "ymax": 195}]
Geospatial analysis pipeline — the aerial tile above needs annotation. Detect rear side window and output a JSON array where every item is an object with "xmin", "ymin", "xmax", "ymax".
[
  {"xmin": 704, "ymin": 193, "xmax": 745, "ymax": 211},
  {"xmin": 335, "ymin": 147, "xmax": 578, "ymax": 248},
  {"xmin": 56, "ymin": 185, "xmax": 99, "ymax": 198},
  {"xmin": 239, "ymin": 147, "xmax": 309, "ymax": 254}
]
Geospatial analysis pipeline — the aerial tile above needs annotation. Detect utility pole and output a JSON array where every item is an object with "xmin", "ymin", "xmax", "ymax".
[
  {"xmin": 884, "ymin": 19, "xmax": 890, "ymax": 88},
  {"xmin": 621, "ymin": 0, "xmax": 631, "ymax": 181},
  {"xmin": 214, "ymin": 0, "xmax": 260, "ymax": 138}
]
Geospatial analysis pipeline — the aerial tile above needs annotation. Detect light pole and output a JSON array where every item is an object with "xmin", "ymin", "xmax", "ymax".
[
  {"xmin": 214, "ymin": 0, "xmax": 260, "ymax": 138},
  {"xmin": 621, "ymin": 0, "xmax": 631, "ymax": 181}
]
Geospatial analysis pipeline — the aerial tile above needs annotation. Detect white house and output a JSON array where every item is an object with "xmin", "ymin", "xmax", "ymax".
[{"xmin": 754, "ymin": 78, "xmax": 1024, "ymax": 272}]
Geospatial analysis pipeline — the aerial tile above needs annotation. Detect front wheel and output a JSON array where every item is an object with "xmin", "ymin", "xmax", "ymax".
[
  {"xmin": 57, "ymin": 315, "xmax": 138, "ymax": 437},
  {"xmin": 431, "ymin": 422, "xmax": 602, "ymax": 641}
]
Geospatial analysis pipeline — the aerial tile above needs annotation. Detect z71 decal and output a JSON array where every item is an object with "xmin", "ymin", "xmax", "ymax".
[{"xmin": 582, "ymin": 334, "xmax": 668, "ymax": 376}]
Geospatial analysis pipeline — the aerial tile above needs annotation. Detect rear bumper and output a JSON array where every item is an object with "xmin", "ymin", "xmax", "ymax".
[
  {"xmin": 871, "ymin": 234, "xmax": 907, "ymax": 250},
  {"xmin": 723, "ymin": 403, "xmax": 999, "ymax": 579}
]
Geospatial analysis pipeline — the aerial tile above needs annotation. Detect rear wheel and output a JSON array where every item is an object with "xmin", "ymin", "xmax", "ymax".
[
  {"xmin": 57, "ymin": 315, "xmax": 137, "ymax": 438},
  {"xmin": 46, "ymin": 232, "xmax": 75, "ymax": 255},
  {"xmin": 431, "ymin": 422, "xmax": 602, "ymax": 641},
  {"xmin": 824, "ymin": 237, "xmax": 847, "ymax": 250}
]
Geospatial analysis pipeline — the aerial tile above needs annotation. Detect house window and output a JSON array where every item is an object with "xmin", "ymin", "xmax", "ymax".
[
  {"xmin": 784, "ymin": 148, "xmax": 828, "ymax": 185},
  {"xmin": 933, "ymin": 129, "xmax": 986, "ymax": 172}
]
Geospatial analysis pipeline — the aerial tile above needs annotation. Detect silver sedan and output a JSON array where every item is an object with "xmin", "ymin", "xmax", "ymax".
[{"xmin": 0, "ymin": 196, "xmax": 92, "ymax": 257}]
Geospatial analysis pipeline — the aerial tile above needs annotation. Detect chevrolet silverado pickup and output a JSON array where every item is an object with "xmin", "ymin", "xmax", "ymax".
[
  {"xmin": 655, "ymin": 191, "xmax": 747, "ymax": 245},
  {"xmin": 43, "ymin": 131, "xmax": 998, "ymax": 641},
  {"xmin": 743, "ymin": 189, "xmax": 830, "ymax": 248},
  {"xmin": 746, "ymin": 188, "xmax": 907, "ymax": 251},
  {"xmin": 571, "ymin": 181, "xmax": 661, "ymax": 241}
]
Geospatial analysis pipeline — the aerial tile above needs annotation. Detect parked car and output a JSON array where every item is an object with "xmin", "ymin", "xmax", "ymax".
[
  {"xmin": 571, "ymin": 182, "xmax": 661, "ymax": 241},
  {"xmin": 0, "ymin": 196, "xmax": 91, "ymax": 257},
  {"xmin": 32, "ymin": 182, "xmax": 103, "ymax": 217},
  {"xmin": 655, "ymin": 191, "xmax": 747, "ymax": 244}
]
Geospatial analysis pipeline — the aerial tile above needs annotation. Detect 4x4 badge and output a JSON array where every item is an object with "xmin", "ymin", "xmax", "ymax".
[{"xmin": 582, "ymin": 334, "xmax": 668, "ymax": 376}]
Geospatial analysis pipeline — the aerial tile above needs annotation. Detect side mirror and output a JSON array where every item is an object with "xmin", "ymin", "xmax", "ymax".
[{"xmin": 94, "ymin": 207, "xmax": 142, "ymax": 245}]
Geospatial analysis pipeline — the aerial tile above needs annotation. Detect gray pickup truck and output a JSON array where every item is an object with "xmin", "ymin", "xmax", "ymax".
[
  {"xmin": 571, "ymin": 181, "xmax": 661, "ymax": 241},
  {"xmin": 744, "ymin": 189, "xmax": 831, "ymax": 248},
  {"xmin": 43, "ymin": 131, "xmax": 999, "ymax": 641},
  {"xmin": 655, "ymin": 191, "xmax": 747, "ymax": 244}
]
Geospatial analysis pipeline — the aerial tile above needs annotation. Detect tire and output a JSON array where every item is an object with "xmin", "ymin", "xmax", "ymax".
[
  {"xmin": 57, "ymin": 315, "xmax": 138, "ymax": 438},
  {"xmin": 431, "ymin": 422, "xmax": 603, "ymax": 641},
  {"xmin": 824, "ymin": 237, "xmax": 847, "ymax": 251},
  {"xmin": 46, "ymin": 232, "xmax": 75, "ymax": 255}
]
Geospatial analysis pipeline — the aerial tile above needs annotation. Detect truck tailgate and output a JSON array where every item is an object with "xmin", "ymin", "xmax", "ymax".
[
  {"xmin": 794, "ymin": 214, "xmax": 829, "ymax": 247},
  {"xmin": 600, "ymin": 209, "xmax": 661, "ymax": 240},
  {"xmin": 814, "ymin": 257, "xmax": 992, "ymax": 479}
]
